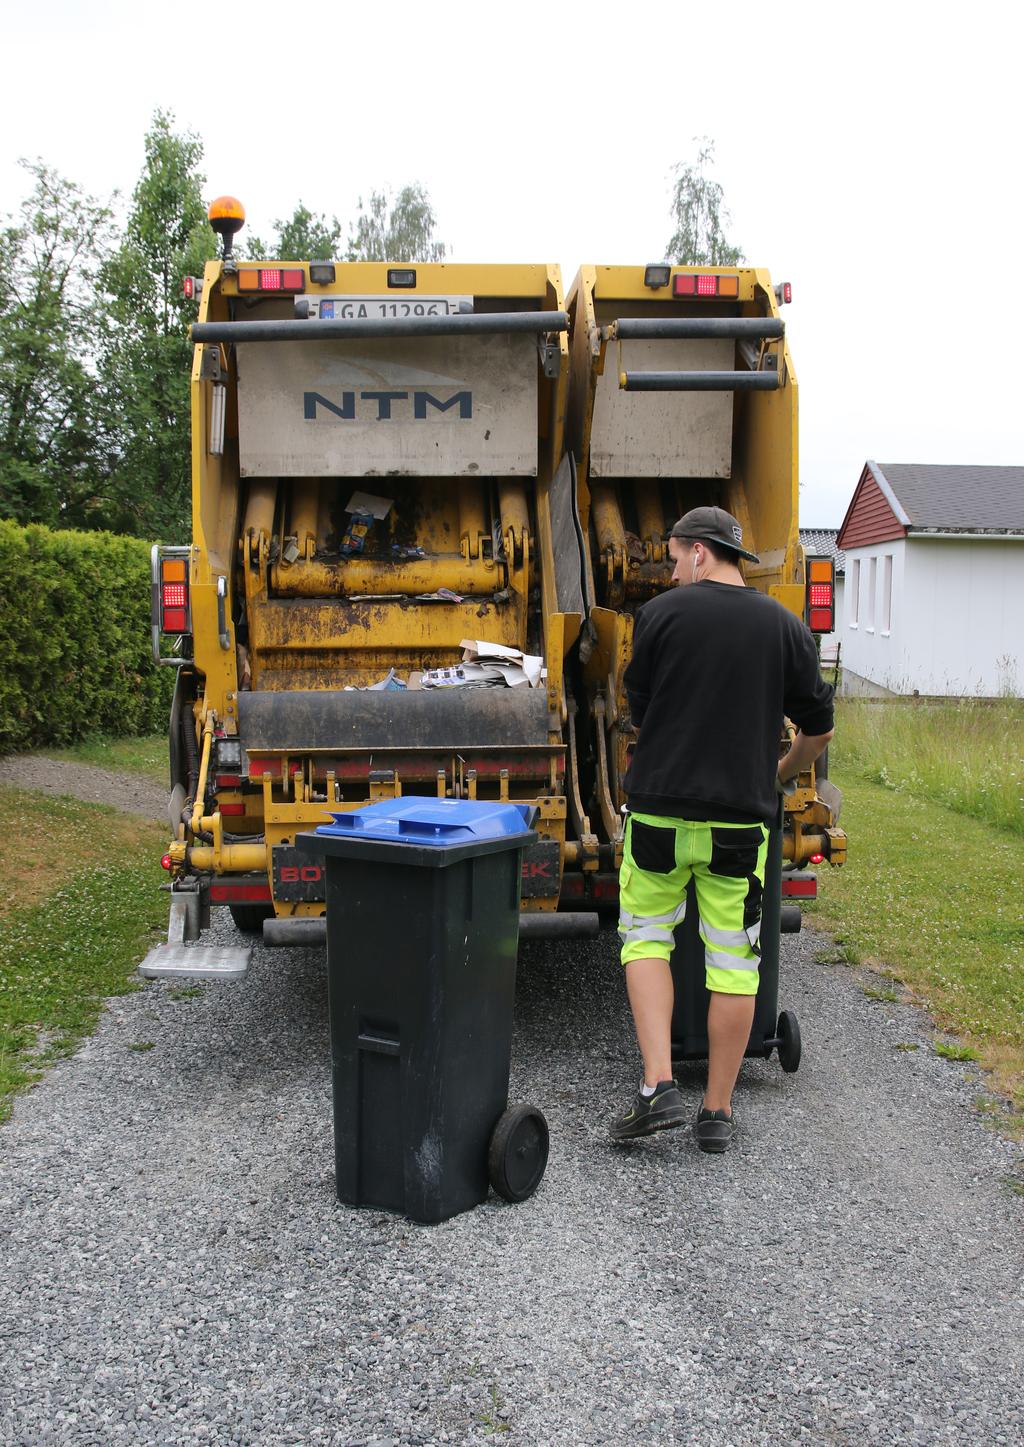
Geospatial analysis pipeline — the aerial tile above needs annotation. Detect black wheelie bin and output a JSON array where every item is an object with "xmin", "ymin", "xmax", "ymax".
[
  {"xmin": 298, "ymin": 798, "xmax": 549, "ymax": 1224},
  {"xmin": 669, "ymin": 801, "xmax": 801, "ymax": 1072}
]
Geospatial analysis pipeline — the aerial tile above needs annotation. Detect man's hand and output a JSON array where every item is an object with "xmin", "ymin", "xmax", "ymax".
[{"xmin": 778, "ymin": 727, "xmax": 835, "ymax": 786}]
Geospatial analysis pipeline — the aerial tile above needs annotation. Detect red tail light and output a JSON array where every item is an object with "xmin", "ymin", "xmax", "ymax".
[
  {"xmin": 806, "ymin": 557, "xmax": 835, "ymax": 634},
  {"xmin": 159, "ymin": 558, "xmax": 190, "ymax": 634}
]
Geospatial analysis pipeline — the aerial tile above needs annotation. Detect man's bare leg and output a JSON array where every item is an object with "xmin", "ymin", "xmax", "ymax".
[
  {"xmin": 704, "ymin": 991, "xmax": 756, "ymax": 1113},
  {"xmin": 624, "ymin": 957, "xmax": 675, "ymax": 1086}
]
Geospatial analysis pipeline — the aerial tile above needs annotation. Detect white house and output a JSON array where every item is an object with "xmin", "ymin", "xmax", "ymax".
[
  {"xmin": 799, "ymin": 528, "xmax": 845, "ymax": 666},
  {"xmin": 836, "ymin": 462, "xmax": 1024, "ymax": 697}
]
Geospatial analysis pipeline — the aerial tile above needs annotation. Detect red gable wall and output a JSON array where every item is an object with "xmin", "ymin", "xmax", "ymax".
[{"xmin": 837, "ymin": 465, "xmax": 907, "ymax": 549}]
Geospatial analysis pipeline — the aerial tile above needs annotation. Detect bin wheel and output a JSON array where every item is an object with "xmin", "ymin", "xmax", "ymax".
[
  {"xmin": 229, "ymin": 904, "xmax": 274, "ymax": 934},
  {"xmin": 777, "ymin": 1010, "xmax": 801, "ymax": 1073},
  {"xmin": 488, "ymin": 1104, "xmax": 549, "ymax": 1204}
]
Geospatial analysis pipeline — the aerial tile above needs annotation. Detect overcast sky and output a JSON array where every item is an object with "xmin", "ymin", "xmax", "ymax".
[{"xmin": 4, "ymin": 0, "xmax": 1020, "ymax": 527}]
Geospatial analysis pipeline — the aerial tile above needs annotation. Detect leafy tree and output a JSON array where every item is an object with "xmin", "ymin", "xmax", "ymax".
[
  {"xmin": 0, "ymin": 162, "xmax": 114, "ymax": 527},
  {"xmin": 246, "ymin": 203, "xmax": 342, "ymax": 262},
  {"xmin": 666, "ymin": 138, "xmax": 742, "ymax": 267},
  {"xmin": 100, "ymin": 109, "xmax": 217, "ymax": 539},
  {"xmin": 347, "ymin": 184, "xmax": 446, "ymax": 262}
]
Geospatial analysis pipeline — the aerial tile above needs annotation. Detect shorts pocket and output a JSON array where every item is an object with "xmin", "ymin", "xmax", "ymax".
[
  {"xmin": 709, "ymin": 825, "xmax": 764, "ymax": 878},
  {"xmin": 628, "ymin": 818, "xmax": 677, "ymax": 874}
]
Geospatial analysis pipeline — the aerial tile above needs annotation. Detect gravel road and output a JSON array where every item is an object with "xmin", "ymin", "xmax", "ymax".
[
  {"xmin": 0, "ymin": 756, "xmax": 168, "ymax": 821},
  {"xmin": 2, "ymin": 906, "xmax": 1024, "ymax": 1444}
]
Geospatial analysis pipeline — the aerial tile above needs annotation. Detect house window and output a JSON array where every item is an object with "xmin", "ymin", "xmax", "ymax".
[
  {"xmin": 867, "ymin": 557, "xmax": 877, "ymax": 631},
  {"xmin": 850, "ymin": 559, "xmax": 860, "ymax": 625},
  {"xmin": 882, "ymin": 554, "xmax": 893, "ymax": 633}
]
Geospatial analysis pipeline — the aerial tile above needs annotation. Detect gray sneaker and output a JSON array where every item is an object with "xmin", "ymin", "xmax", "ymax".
[
  {"xmin": 609, "ymin": 1080, "xmax": 687, "ymax": 1141},
  {"xmin": 694, "ymin": 1106, "xmax": 735, "ymax": 1153}
]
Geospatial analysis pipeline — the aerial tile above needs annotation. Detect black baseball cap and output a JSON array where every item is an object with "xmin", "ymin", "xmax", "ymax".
[{"xmin": 670, "ymin": 506, "xmax": 760, "ymax": 564}]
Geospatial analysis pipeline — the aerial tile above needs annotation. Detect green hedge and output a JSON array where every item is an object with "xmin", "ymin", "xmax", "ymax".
[{"xmin": 0, "ymin": 521, "xmax": 176, "ymax": 751}]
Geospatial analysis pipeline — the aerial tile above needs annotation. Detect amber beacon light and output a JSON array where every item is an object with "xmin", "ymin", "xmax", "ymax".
[{"xmin": 208, "ymin": 196, "xmax": 246, "ymax": 258}]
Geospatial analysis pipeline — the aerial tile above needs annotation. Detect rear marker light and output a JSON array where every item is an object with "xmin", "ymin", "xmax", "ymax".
[
  {"xmin": 183, "ymin": 276, "xmax": 194, "ymax": 299},
  {"xmin": 161, "ymin": 854, "xmax": 173, "ymax": 871},
  {"xmin": 210, "ymin": 882, "xmax": 273, "ymax": 903},
  {"xmin": 810, "ymin": 852, "xmax": 825, "ymax": 865},
  {"xmin": 672, "ymin": 273, "xmax": 738, "ymax": 298},
  {"xmin": 237, "ymin": 268, "xmax": 305, "ymax": 293}
]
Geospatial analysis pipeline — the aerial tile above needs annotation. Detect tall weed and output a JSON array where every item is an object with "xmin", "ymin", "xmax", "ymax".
[{"xmin": 833, "ymin": 699, "xmax": 1023, "ymax": 836}]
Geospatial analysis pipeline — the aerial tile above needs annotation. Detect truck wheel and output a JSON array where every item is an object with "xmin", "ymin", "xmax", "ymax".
[
  {"xmin": 229, "ymin": 904, "xmax": 274, "ymax": 934},
  {"xmin": 488, "ymin": 1104, "xmax": 549, "ymax": 1203},
  {"xmin": 777, "ymin": 1010, "xmax": 802, "ymax": 1073}
]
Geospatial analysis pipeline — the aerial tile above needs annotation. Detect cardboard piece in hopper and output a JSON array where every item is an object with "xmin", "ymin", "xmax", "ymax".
[{"xmin": 460, "ymin": 639, "xmax": 545, "ymax": 688}]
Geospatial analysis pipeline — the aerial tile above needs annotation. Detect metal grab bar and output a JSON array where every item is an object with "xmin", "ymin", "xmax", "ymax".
[
  {"xmin": 192, "ymin": 311, "xmax": 568, "ymax": 344},
  {"xmin": 619, "ymin": 370, "xmax": 782, "ymax": 392},
  {"xmin": 604, "ymin": 317, "xmax": 784, "ymax": 341}
]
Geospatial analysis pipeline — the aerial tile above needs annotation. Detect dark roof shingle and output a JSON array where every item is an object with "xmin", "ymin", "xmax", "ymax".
[
  {"xmin": 799, "ymin": 529, "xmax": 846, "ymax": 574},
  {"xmin": 874, "ymin": 463, "xmax": 1024, "ymax": 531}
]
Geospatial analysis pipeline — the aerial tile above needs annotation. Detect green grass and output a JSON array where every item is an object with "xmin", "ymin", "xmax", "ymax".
[
  {"xmin": 935, "ymin": 1043, "xmax": 980, "ymax": 1062},
  {"xmin": 809, "ymin": 770, "xmax": 1024, "ymax": 1114},
  {"xmin": 44, "ymin": 732, "xmax": 168, "ymax": 785},
  {"xmin": 0, "ymin": 815, "xmax": 167, "ymax": 1122},
  {"xmin": 832, "ymin": 698, "xmax": 1023, "ymax": 835},
  {"xmin": 0, "ymin": 784, "xmax": 161, "ymax": 919}
]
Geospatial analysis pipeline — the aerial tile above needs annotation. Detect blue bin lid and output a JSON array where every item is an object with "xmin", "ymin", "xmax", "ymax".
[{"xmin": 316, "ymin": 797, "xmax": 536, "ymax": 848}]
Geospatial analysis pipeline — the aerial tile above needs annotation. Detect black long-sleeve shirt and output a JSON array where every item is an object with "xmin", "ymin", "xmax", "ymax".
[{"xmin": 623, "ymin": 580, "xmax": 835, "ymax": 826}]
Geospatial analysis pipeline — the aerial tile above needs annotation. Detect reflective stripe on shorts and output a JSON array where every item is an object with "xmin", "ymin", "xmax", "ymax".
[{"xmin": 618, "ymin": 899, "xmax": 687, "ymax": 950}]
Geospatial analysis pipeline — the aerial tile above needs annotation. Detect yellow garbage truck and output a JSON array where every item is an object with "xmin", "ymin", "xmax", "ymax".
[
  {"xmin": 142, "ymin": 213, "xmax": 843, "ymax": 978},
  {"xmin": 144, "ymin": 204, "xmax": 600, "ymax": 976}
]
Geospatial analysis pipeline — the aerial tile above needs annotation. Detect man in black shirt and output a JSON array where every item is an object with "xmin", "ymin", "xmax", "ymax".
[{"xmin": 610, "ymin": 507, "xmax": 834, "ymax": 1151}]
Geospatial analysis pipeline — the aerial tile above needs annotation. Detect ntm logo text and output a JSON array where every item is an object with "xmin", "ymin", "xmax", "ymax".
[{"xmin": 304, "ymin": 390, "xmax": 472, "ymax": 422}]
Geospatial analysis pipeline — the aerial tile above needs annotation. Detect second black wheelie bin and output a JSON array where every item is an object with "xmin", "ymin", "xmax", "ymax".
[
  {"xmin": 299, "ymin": 798, "xmax": 549, "ymax": 1224},
  {"xmin": 669, "ymin": 801, "xmax": 801, "ymax": 1071}
]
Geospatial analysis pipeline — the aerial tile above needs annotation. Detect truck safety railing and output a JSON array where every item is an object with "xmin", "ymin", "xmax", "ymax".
[{"xmin": 599, "ymin": 315, "xmax": 785, "ymax": 393}]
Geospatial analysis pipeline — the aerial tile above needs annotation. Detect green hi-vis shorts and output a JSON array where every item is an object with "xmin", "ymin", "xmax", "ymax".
[{"xmin": 618, "ymin": 811, "xmax": 769, "ymax": 996}]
